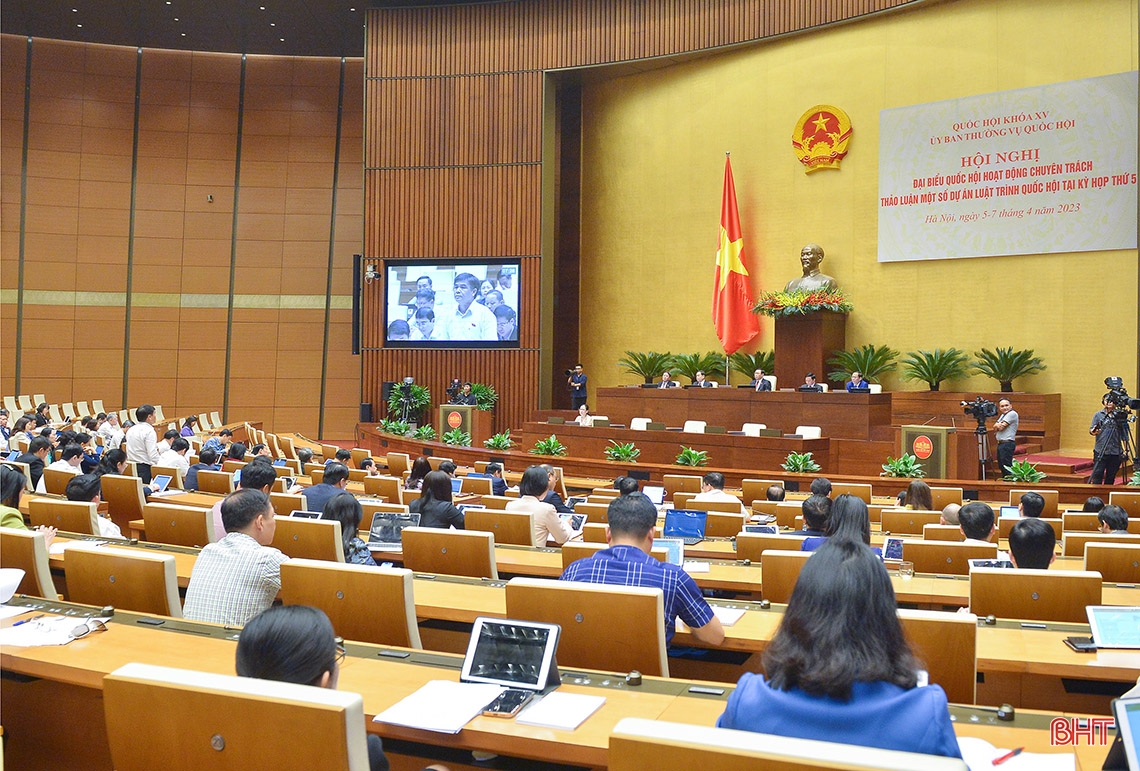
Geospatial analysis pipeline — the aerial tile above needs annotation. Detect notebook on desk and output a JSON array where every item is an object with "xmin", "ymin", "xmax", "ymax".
[
  {"xmin": 663, "ymin": 509, "xmax": 708, "ymax": 545},
  {"xmin": 367, "ymin": 511, "xmax": 421, "ymax": 550}
]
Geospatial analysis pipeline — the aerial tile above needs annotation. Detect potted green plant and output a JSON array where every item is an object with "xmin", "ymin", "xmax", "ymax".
[
  {"xmin": 1003, "ymin": 459, "xmax": 1047, "ymax": 483},
  {"xmin": 826, "ymin": 344, "xmax": 899, "ymax": 384},
  {"xmin": 530, "ymin": 435, "xmax": 567, "ymax": 456},
  {"xmin": 781, "ymin": 451, "xmax": 821, "ymax": 473},
  {"xmin": 675, "ymin": 446, "xmax": 709, "ymax": 466},
  {"xmin": 669, "ymin": 352, "xmax": 727, "ymax": 383},
  {"xmin": 880, "ymin": 453, "xmax": 925, "ymax": 478},
  {"xmin": 729, "ymin": 350, "xmax": 775, "ymax": 381},
  {"xmin": 899, "ymin": 348, "xmax": 970, "ymax": 391},
  {"xmin": 617, "ymin": 351, "xmax": 674, "ymax": 384},
  {"xmin": 1129, "ymin": 470, "xmax": 1140, "ymax": 486},
  {"xmin": 386, "ymin": 383, "xmax": 431, "ymax": 423},
  {"xmin": 442, "ymin": 428, "xmax": 472, "ymax": 447},
  {"xmin": 483, "ymin": 430, "xmax": 513, "ymax": 450},
  {"xmin": 971, "ymin": 347, "xmax": 1046, "ymax": 392},
  {"xmin": 412, "ymin": 425, "xmax": 437, "ymax": 441},
  {"xmin": 377, "ymin": 418, "xmax": 410, "ymax": 436},
  {"xmin": 469, "ymin": 382, "xmax": 499, "ymax": 412},
  {"xmin": 603, "ymin": 440, "xmax": 641, "ymax": 463}
]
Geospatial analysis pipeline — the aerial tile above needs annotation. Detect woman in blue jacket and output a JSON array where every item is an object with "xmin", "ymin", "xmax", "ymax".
[{"xmin": 718, "ymin": 538, "xmax": 962, "ymax": 758}]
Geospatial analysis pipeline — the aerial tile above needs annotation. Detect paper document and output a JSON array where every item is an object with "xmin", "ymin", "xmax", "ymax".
[
  {"xmin": 956, "ymin": 736, "xmax": 1075, "ymax": 771},
  {"xmin": 516, "ymin": 691, "xmax": 605, "ymax": 731},
  {"xmin": 0, "ymin": 615, "xmax": 111, "ymax": 648},
  {"xmin": 683, "ymin": 561, "xmax": 710, "ymax": 573},
  {"xmin": 373, "ymin": 680, "xmax": 504, "ymax": 734},
  {"xmin": 0, "ymin": 605, "xmax": 30, "ymax": 621},
  {"xmin": 712, "ymin": 607, "xmax": 746, "ymax": 626}
]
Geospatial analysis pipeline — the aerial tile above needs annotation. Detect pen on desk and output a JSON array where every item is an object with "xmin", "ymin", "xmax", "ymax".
[
  {"xmin": 12, "ymin": 613, "xmax": 46, "ymax": 627},
  {"xmin": 992, "ymin": 746, "xmax": 1023, "ymax": 765}
]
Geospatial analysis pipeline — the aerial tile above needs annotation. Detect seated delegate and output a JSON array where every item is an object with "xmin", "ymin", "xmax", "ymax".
[{"xmin": 717, "ymin": 539, "xmax": 962, "ymax": 758}]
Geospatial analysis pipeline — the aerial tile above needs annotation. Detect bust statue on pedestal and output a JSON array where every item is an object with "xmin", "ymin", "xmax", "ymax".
[{"xmin": 783, "ymin": 243, "xmax": 838, "ymax": 293}]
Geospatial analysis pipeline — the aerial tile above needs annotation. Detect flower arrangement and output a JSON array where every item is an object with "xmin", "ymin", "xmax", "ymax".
[{"xmin": 753, "ymin": 289, "xmax": 853, "ymax": 318}]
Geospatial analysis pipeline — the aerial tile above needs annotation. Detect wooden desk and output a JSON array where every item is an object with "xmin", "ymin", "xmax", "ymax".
[{"xmin": 0, "ymin": 601, "xmax": 1116, "ymax": 770}]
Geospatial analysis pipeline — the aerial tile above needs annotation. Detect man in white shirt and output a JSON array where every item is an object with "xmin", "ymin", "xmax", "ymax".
[
  {"xmin": 691, "ymin": 471, "xmax": 748, "ymax": 516},
  {"xmin": 440, "ymin": 272, "xmax": 497, "ymax": 341},
  {"xmin": 125, "ymin": 404, "xmax": 162, "ymax": 484},
  {"xmin": 36, "ymin": 443, "xmax": 84, "ymax": 493},
  {"xmin": 159, "ymin": 436, "xmax": 191, "ymax": 475},
  {"xmin": 65, "ymin": 473, "xmax": 124, "ymax": 539},
  {"xmin": 97, "ymin": 412, "xmax": 124, "ymax": 449}
]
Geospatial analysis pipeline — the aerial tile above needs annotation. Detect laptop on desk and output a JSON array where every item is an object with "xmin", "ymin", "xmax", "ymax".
[
  {"xmin": 450, "ymin": 477, "xmax": 463, "ymax": 495},
  {"xmin": 642, "ymin": 485, "xmax": 665, "ymax": 506},
  {"xmin": 366, "ymin": 511, "xmax": 421, "ymax": 551},
  {"xmin": 663, "ymin": 509, "xmax": 708, "ymax": 546}
]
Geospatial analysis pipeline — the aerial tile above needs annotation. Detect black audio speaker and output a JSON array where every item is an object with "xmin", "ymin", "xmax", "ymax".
[
  {"xmin": 381, "ymin": 381, "xmax": 396, "ymax": 405},
  {"xmin": 352, "ymin": 253, "xmax": 362, "ymax": 355},
  {"xmin": 359, "ymin": 402, "xmax": 372, "ymax": 422}
]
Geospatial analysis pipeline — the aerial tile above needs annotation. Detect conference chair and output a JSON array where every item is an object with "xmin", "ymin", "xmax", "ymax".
[
  {"xmin": 196, "ymin": 469, "xmax": 235, "ymax": 496},
  {"xmin": 830, "ymin": 483, "xmax": 872, "ymax": 503},
  {"xmin": 772, "ymin": 502, "xmax": 804, "ymax": 529},
  {"xmin": 3, "ymin": 395, "xmax": 18, "ymax": 413},
  {"xmin": 48, "ymin": 404, "xmax": 67, "ymax": 424},
  {"xmin": 479, "ymin": 494, "xmax": 514, "ymax": 510},
  {"xmin": 269, "ymin": 492, "xmax": 305, "ymax": 518},
  {"xmin": 898, "ymin": 609, "xmax": 977, "ymax": 705},
  {"xmin": 1063, "ymin": 511, "xmax": 1140, "ymax": 534},
  {"xmin": 1062, "ymin": 532, "xmax": 1140, "ymax": 557},
  {"xmin": 880, "ymin": 509, "xmax": 941, "ymax": 535},
  {"xmin": 400, "ymin": 527, "xmax": 497, "ymax": 579},
  {"xmin": 427, "ymin": 456, "xmax": 453, "ymax": 471},
  {"xmin": 922, "ymin": 524, "xmax": 965, "ymax": 542},
  {"xmin": 197, "ymin": 412, "xmax": 212, "ymax": 431},
  {"xmin": 280, "ymin": 560, "xmax": 422, "ymax": 649},
  {"xmin": 582, "ymin": 523, "xmax": 608, "ymax": 543},
  {"xmin": 349, "ymin": 448, "xmax": 371, "ymax": 468},
  {"xmin": 759, "ymin": 550, "xmax": 811, "ymax": 604},
  {"xmin": 103, "ymin": 663, "xmax": 370, "ymax": 771},
  {"xmin": 998, "ymin": 516, "xmax": 1061, "ymax": 540},
  {"xmin": 149, "ymin": 465, "xmax": 186, "ymax": 490},
  {"xmin": 741, "ymin": 479, "xmax": 782, "ymax": 506},
  {"xmin": 673, "ymin": 492, "xmax": 696, "ymax": 509},
  {"xmin": 970, "ymin": 567, "xmax": 1102, "ymax": 623},
  {"xmin": 464, "ymin": 509, "xmax": 535, "ymax": 547},
  {"xmin": 100, "ymin": 473, "xmax": 149, "ymax": 533},
  {"xmin": 0, "ymin": 527, "xmax": 60, "ymax": 599},
  {"xmin": 221, "ymin": 460, "xmax": 247, "ymax": 474},
  {"xmin": 552, "ymin": 466, "xmax": 569, "ymax": 500},
  {"xmin": 91, "ymin": 399, "xmax": 106, "ymax": 414},
  {"xmin": 1109, "ymin": 491, "xmax": 1140, "ymax": 519},
  {"xmin": 608, "ymin": 718, "xmax": 969, "ymax": 771},
  {"xmin": 663, "ymin": 474, "xmax": 701, "ymax": 501},
  {"xmin": 28, "ymin": 498, "xmax": 100, "ymax": 535},
  {"xmin": 901, "ymin": 540, "xmax": 997, "ymax": 576},
  {"xmin": 272, "ymin": 517, "xmax": 345, "ymax": 562},
  {"xmin": 505, "ymin": 577, "xmax": 670, "ymax": 677},
  {"xmin": 1084, "ymin": 542, "xmax": 1140, "ymax": 583},
  {"xmin": 142, "ymin": 503, "xmax": 216, "ymax": 548},
  {"xmin": 702, "ymin": 511, "xmax": 749, "ymax": 537},
  {"xmin": 930, "ymin": 486, "xmax": 963, "ymax": 510},
  {"xmin": 867, "ymin": 383, "xmax": 883, "ymax": 394},
  {"xmin": 629, "ymin": 417, "xmax": 651, "ymax": 431},
  {"xmin": 41, "ymin": 467, "xmax": 77, "ymax": 495},
  {"xmin": 362, "ymin": 475, "xmax": 404, "ymax": 504},
  {"xmin": 682, "ymin": 420, "xmax": 706, "ymax": 434},
  {"xmin": 793, "ymin": 425, "xmax": 822, "ymax": 439},
  {"xmin": 279, "ymin": 434, "xmax": 299, "ymax": 459},
  {"xmin": 18, "ymin": 395, "xmax": 34, "ymax": 412},
  {"xmin": 64, "ymin": 543, "xmax": 182, "ymax": 617},
  {"xmin": 153, "ymin": 405, "xmax": 168, "ymax": 423},
  {"xmin": 735, "ymin": 533, "xmax": 806, "ymax": 562},
  {"xmin": 309, "ymin": 467, "xmax": 327, "ymax": 485},
  {"xmin": 561, "ymin": 541, "xmax": 670, "ymax": 570},
  {"xmin": 1009, "ymin": 489, "xmax": 1059, "ymax": 517},
  {"xmin": 740, "ymin": 423, "xmax": 766, "ymax": 437},
  {"xmin": 386, "ymin": 452, "xmax": 410, "ymax": 478},
  {"xmin": 1, "ymin": 460, "xmax": 33, "ymax": 490},
  {"xmin": 818, "ymin": 384, "xmax": 829, "ymax": 393},
  {"xmin": 459, "ymin": 475, "xmax": 493, "ymax": 496}
]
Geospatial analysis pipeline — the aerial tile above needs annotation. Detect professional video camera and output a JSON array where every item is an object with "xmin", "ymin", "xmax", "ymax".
[
  {"xmin": 396, "ymin": 376, "xmax": 416, "ymax": 421},
  {"xmin": 960, "ymin": 396, "xmax": 997, "ymax": 427},
  {"xmin": 445, "ymin": 378, "xmax": 462, "ymax": 398},
  {"xmin": 1103, "ymin": 377, "xmax": 1140, "ymax": 413},
  {"xmin": 564, "ymin": 369, "xmax": 574, "ymax": 378}
]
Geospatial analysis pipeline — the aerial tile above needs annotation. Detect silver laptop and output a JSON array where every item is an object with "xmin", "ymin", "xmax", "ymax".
[
  {"xmin": 366, "ymin": 511, "xmax": 421, "ymax": 551},
  {"xmin": 642, "ymin": 485, "xmax": 665, "ymax": 506}
]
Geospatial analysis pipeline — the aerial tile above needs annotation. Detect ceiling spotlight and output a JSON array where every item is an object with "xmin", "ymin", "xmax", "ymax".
[
  {"xmin": 173, "ymin": 17, "xmax": 179, "ymax": 21},
  {"xmin": 279, "ymin": 37, "xmax": 285, "ymax": 42},
  {"xmin": 270, "ymin": 22, "xmax": 275, "ymax": 26},
  {"xmin": 72, "ymin": 7, "xmax": 78, "ymax": 11},
  {"xmin": 76, "ymin": 23, "xmax": 83, "ymax": 27}
]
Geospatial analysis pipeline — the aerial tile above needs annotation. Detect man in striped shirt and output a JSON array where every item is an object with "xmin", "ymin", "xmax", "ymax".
[{"xmin": 559, "ymin": 492, "xmax": 724, "ymax": 647}]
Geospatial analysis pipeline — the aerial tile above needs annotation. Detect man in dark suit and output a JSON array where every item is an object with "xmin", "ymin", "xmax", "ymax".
[
  {"xmin": 750, "ymin": 368, "xmax": 772, "ymax": 391},
  {"xmin": 301, "ymin": 462, "xmax": 353, "ymax": 513},
  {"xmin": 692, "ymin": 370, "xmax": 714, "ymax": 388},
  {"xmin": 486, "ymin": 462, "xmax": 508, "ymax": 496},
  {"xmin": 798, "ymin": 373, "xmax": 824, "ymax": 392},
  {"xmin": 17, "ymin": 436, "xmax": 51, "ymax": 490},
  {"xmin": 658, "ymin": 372, "xmax": 680, "ymax": 388}
]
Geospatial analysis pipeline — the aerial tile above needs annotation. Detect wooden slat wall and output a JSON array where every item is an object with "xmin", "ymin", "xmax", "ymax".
[{"xmin": 362, "ymin": 0, "xmax": 920, "ymax": 432}]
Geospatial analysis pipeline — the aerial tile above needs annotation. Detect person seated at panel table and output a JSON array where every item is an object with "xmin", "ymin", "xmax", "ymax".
[
  {"xmin": 201, "ymin": 428, "xmax": 233, "ymax": 456},
  {"xmin": 326, "ymin": 448, "xmax": 353, "ymax": 468},
  {"xmin": 1018, "ymin": 491, "xmax": 1045, "ymax": 518},
  {"xmin": 404, "ymin": 456, "xmax": 432, "ymax": 491},
  {"xmin": 64, "ymin": 474, "xmax": 123, "ymax": 539},
  {"xmin": 359, "ymin": 458, "xmax": 382, "ymax": 477},
  {"xmin": 903, "ymin": 480, "xmax": 933, "ymax": 511},
  {"xmin": 798, "ymin": 373, "xmax": 823, "ymax": 392},
  {"xmin": 810, "ymin": 477, "xmax": 832, "ymax": 497},
  {"xmin": 0, "ymin": 465, "xmax": 57, "ymax": 546},
  {"xmin": 409, "ymin": 471, "xmax": 465, "ymax": 530},
  {"xmin": 803, "ymin": 494, "xmax": 881, "ymax": 558},
  {"xmin": 1008, "ymin": 517, "xmax": 1056, "ymax": 569},
  {"xmin": 1082, "ymin": 496, "xmax": 1105, "ymax": 513},
  {"xmin": 560, "ymin": 492, "xmax": 725, "ymax": 648},
  {"xmin": 323, "ymin": 494, "xmax": 377, "ymax": 566},
  {"xmin": 539, "ymin": 464, "xmax": 573, "ymax": 514},
  {"xmin": 235, "ymin": 605, "xmax": 453, "ymax": 771},
  {"xmin": 766, "ymin": 484, "xmax": 785, "ymax": 502},
  {"xmin": 657, "ymin": 371, "xmax": 680, "ymax": 389},
  {"xmin": 184, "ymin": 447, "xmax": 220, "ymax": 491},
  {"xmin": 437, "ymin": 461, "xmax": 458, "ymax": 478},
  {"xmin": 210, "ymin": 458, "xmax": 282, "ymax": 541},
  {"xmin": 691, "ymin": 471, "xmax": 747, "ymax": 516},
  {"xmin": 507, "ymin": 465, "xmax": 574, "ymax": 547},
  {"xmin": 183, "ymin": 488, "xmax": 289, "ymax": 626},
  {"xmin": 958, "ymin": 502, "xmax": 1008, "ymax": 559},
  {"xmin": 749, "ymin": 368, "xmax": 772, "ymax": 392},
  {"xmin": 691, "ymin": 370, "xmax": 714, "ymax": 388},
  {"xmin": 485, "ymin": 462, "xmax": 508, "ymax": 496},
  {"xmin": 572, "ymin": 404, "xmax": 595, "ymax": 427},
  {"xmin": 846, "ymin": 371, "xmax": 870, "ymax": 391},
  {"xmin": 15, "ymin": 436, "xmax": 51, "ymax": 491},
  {"xmin": 797, "ymin": 494, "xmax": 831, "ymax": 537},
  {"xmin": 1098, "ymin": 505, "xmax": 1130, "ymax": 534},
  {"xmin": 302, "ymin": 462, "xmax": 353, "ymax": 515},
  {"xmin": 940, "ymin": 503, "xmax": 961, "ymax": 526},
  {"xmin": 37, "ymin": 442, "xmax": 84, "ymax": 493},
  {"xmin": 717, "ymin": 539, "xmax": 963, "ymax": 759}
]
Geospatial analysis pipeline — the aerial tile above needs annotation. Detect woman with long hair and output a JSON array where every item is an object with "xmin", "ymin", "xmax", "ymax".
[
  {"xmin": 408, "ymin": 470, "xmax": 464, "ymax": 529},
  {"xmin": 718, "ymin": 539, "xmax": 961, "ymax": 758},
  {"xmin": 322, "ymin": 494, "xmax": 376, "ymax": 566},
  {"xmin": 1, "ymin": 465, "xmax": 56, "ymax": 545},
  {"xmin": 404, "ymin": 456, "xmax": 431, "ymax": 491},
  {"xmin": 802, "ymin": 493, "xmax": 876, "ymax": 554},
  {"xmin": 904, "ymin": 479, "xmax": 933, "ymax": 511}
]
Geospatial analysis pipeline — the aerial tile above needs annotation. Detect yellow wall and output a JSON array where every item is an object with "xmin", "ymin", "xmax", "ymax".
[{"xmin": 578, "ymin": 0, "xmax": 1138, "ymax": 450}]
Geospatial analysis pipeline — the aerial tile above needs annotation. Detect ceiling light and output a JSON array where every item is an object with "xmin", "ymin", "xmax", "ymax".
[
  {"xmin": 76, "ymin": 23, "xmax": 83, "ymax": 27},
  {"xmin": 270, "ymin": 22, "xmax": 275, "ymax": 26},
  {"xmin": 173, "ymin": 17, "xmax": 179, "ymax": 21},
  {"xmin": 279, "ymin": 38, "xmax": 285, "ymax": 42}
]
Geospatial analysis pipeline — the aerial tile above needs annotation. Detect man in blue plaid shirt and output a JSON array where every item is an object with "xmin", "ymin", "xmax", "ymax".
[{"xmin": 559, "ymin": 492, "xmax": 724, "ymax": 647}]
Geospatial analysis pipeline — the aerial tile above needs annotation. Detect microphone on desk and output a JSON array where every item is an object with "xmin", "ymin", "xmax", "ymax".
[{"xmin": 921, "ymin": 415, "xmax": 938, "ymax": 425}]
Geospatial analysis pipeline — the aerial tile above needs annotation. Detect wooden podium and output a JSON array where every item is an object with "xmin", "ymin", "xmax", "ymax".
[
  {"xmin": 773, "ymin": 311, "xmax": 847, "ymax": 389},
  {"xmin": 437, "ymin": 404, "xmax": 493, "ymax": 445}
]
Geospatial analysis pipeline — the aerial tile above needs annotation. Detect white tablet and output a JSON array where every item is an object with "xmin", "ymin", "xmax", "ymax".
[
  {"xmin": 1112, "ymin": 696, "xmax": 1140, "ymax": 771},
  {"xmin": 460, "ymin": 617, "xmax": 561, "ymax": 692},
  {"xmin": 1087, "ymin": 606, "xmax": 1140, "ymax": 649}
]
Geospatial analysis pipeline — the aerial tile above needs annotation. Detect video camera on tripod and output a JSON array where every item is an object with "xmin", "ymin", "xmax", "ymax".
[
  {"xmin": 960, "ymin": 397, "xmax": 997, "ymax": 432},
  {"xmin": 395, "ymin": 376, "xmax": 416, "ymax": 422},
  {"xmin": 1103, "ymin": 377, "xmax": 1140, "ymax": 416}
]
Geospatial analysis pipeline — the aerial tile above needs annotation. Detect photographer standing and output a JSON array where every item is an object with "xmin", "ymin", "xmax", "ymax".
[
  {"xmin": 567, "ymin": 364, "xmax": 587, "ymax": 410},
  {"xmin": 993, "ymin": 398, "xmax": 1019, "ymax": 476},
  {"xmin": 1089, "ymin": 396, "xmax": 1123, "ymax": 485}
]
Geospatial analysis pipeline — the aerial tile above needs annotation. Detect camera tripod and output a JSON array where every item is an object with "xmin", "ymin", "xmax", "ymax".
[
  {"xmin": 973, "ymin": 421, "xmax": 992, "ymax": 481},
  {"xmin": 1094, "ymin": 409, "xmax": 1137, "ymax": 484}
]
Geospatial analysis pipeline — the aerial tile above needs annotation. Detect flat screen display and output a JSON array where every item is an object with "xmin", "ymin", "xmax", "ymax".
[{"xmin": 384, "ymin": 259, "xmax": 520, "ymax": 348}]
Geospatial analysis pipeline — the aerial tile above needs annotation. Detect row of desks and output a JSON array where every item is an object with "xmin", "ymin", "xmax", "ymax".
[{"xmin": 0, "ymin": 599, "xmax": 1121, "ymax": 770}]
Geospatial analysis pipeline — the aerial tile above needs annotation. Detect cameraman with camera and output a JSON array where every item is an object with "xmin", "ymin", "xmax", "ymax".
[
  {"xmin": 1089, "ymin": 395, "xmax": 1123, "ymax": 485},
  {"xmin": 993, "ymin": 398, "xmax": 1019, "ymax": 476},
  {"xmin": 567, "ymin": 364, "xmax": 587, "ymax": 410}
]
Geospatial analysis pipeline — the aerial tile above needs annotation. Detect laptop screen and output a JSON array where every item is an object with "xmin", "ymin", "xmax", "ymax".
[
  {"xmin": 1087, "ymin": 606, "xmax": 1140, "ymax": 649},
  {"xmin": 998, "ymin": 505, "xmax": 1020, "ymax": 519},
  {"xmin": 273, "ymin": 459, "xmax": 286, "ymax": 467},
  {"xmin": 662, "ymin": 509, "xmax": 707, "ymax": 541},
  {"xmin": 291, "ymin": 510, "xmax": 323, "ymax": 519},
  {"xmin": 652, "ymin": 537, "xmax": 685, "ymax": 566},
  {"xmin": 150, "ymin": 475, "xmax": 172, "ymax": 493},
  {"xmin": 451, "ymin": 477, "xmax": 463, "ymax": 495},
  {"xmin": 642, "ymin": 485, "xmax": 665, "ymax": 505},
  {"xmin": 367, "ymin": 511, "xmax": 421, "ymax": 546}
]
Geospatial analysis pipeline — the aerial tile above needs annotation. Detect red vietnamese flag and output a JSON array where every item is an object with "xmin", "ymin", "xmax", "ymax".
[{"xmin": 713, "ymin": 156, "xmax": 760, "ymax": 354}]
